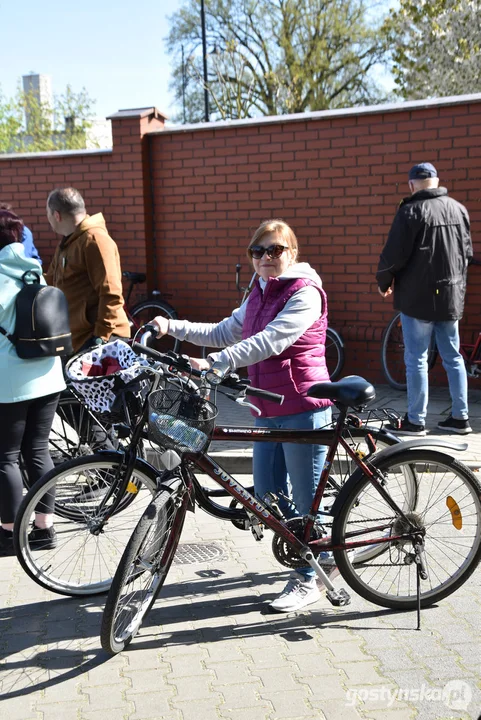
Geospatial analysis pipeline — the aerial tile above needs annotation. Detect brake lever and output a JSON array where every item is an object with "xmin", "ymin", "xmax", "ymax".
[{"xmin": 235, "ymin": 396, "xmax": 261, "ymax": 415}]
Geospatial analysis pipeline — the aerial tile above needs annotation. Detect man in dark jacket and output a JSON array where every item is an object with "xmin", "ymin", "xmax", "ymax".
[{"xmin": 376, "ymin": 163, "xmax": 473, "ymax": 435}]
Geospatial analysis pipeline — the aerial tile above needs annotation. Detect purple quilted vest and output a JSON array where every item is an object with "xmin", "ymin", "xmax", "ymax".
[{"xmin": 242, "ymin": 276, "xmax": 331, "ymax": 417}]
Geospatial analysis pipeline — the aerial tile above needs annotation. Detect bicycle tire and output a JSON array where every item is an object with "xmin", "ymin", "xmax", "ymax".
[
  {"xmin": 129, "ymin": 298, "xmax": 181, "ymax": 354},
  {"xmin": 381, "ymin": 313, "xmax": 438, "ymax": 391},
  {"xmin": 101, "ymin": 484, "xmax": 189, "ymax": 654},
  {"xmin": 332, "ymin": 449, "xmax": 481, "ymax": 609},
  {"xmin": 14, "ymin": 453, "xmax": 158, "ymax": 597},
  {"xmin": 326, "ymin": 328, "xmax": 345, "ymax": 381}
]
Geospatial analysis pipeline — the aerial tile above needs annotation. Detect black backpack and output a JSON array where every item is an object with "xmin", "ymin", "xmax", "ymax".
[{"xmin": 0, "ymin": 271, "xmax": 73, "ymax": 359}]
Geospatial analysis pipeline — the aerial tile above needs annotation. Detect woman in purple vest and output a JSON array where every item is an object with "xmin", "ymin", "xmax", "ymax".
[{"xmin": 152, "ymin": 219, "xmax": 335, "ymax": 612}]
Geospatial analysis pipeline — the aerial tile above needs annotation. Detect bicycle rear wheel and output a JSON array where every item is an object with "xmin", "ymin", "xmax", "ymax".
[
  {"xmin": 325, "ymin": 328, "xmax": 345, "ymax": 381},
  {"xmin": 14, "ymin": 454, "xmax": 157, "ymax": 596},
  {"xmin": 381, "ymin": 313, "xmax": 438, "ymax": 390},
  {"xmin": 101, "ymin": 482, "xmax": 190, "ymax": 654},
  {"xmin": 129, "ymin": 298, "xmax": 180, "ymax": 354},
  {"xmin": 332, "ymin": 450, "xmax": 481, "ymax": 609}
]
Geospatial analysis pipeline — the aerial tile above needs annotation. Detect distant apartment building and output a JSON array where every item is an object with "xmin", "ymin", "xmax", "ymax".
[{"xmin": 18, "ymin": 73, "xmax": 112, "ymax": 151}]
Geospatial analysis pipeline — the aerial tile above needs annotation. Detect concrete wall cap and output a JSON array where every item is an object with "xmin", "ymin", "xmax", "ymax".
[
  {"xmin": 152, "ymin": 92, "xmax": 481, "ymax": 135},
  {"xmin": 107, "ymin": 107, "xmax": 168, "ymax": 121},
  {"xmin": 0, "ymin": 148, "xmax": 112, "ymax": 161}
]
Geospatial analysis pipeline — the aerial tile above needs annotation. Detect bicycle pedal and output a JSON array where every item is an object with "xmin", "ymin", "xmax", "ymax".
[
  {"xmin": 251, "ymin": 525, "xmax": 264, "ymax": 541},
  {"xmin": 326, "ymin": 588, "xmax": 351, "ymax": 607},
  {"xmin": 347, "ymin": 413, "xmax": 363, "ymax": 429}
]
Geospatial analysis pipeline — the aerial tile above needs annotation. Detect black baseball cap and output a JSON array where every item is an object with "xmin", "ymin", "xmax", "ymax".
[{"xmin": 408, "ymin": 163, "xmax": 438, "ymax": 180}]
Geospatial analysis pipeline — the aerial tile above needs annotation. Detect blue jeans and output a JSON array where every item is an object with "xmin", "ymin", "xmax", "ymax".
[
  {"xmin": 253, "ymin": 407, "xmax": 332, "ymax": 579},
  {"xmin": 401, "ymin": 314, "xmax": 468, "ymax": 425}
]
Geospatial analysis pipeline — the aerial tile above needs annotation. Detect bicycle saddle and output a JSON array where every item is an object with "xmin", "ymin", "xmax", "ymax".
[
  {"xmin": 122, "ymin": 271, "xmax": 146, "ymax": 284},
  {"xmin": 307, "ymin": 375, "xmax": 375, "ymax": 408}
]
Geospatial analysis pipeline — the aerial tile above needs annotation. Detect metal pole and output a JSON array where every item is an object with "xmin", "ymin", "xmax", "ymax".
[
  {"xmin": 181, "ymin": 44, "xmax": 186, "ymax": 124},
  {"xmin": 200, "ymin": 0, "xmax": 209, "ymax": 122}
]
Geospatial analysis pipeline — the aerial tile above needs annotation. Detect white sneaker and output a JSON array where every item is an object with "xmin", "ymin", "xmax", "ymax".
[{"xmin": 269, "ymin": 572, "xmax": 321, "ymax": 612}]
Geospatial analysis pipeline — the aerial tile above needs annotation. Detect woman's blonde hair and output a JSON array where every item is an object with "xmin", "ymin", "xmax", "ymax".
[{"xmin": 247, "ymin": 219, "xmax": 299, "ymax": 261}]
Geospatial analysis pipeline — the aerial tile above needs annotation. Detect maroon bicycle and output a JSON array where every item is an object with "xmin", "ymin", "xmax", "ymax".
[{"xmin": 98, "ymin": 336, "xmax": 481, "ymax": 653}]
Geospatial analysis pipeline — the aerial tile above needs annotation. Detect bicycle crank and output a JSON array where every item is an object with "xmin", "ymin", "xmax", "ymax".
[{"xmin": 272, "ymin": 518, "xmax": 326, "ymax": 568}]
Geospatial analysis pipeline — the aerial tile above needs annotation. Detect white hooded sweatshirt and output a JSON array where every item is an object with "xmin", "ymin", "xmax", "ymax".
[{"xmin": 167, "ymin": 262, "xmax": 324, "ymax": 371}]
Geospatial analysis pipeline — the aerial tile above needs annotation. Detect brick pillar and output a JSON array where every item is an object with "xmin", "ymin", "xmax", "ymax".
[{"xmin": 106, "ymin": 107, "xmax": 167, "ymax": 291}]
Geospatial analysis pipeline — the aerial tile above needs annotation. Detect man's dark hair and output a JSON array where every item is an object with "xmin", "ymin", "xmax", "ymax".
[
  {"xmin": 47, "ymin": 187, "xmax": 86, "ymax": 216},
  {"xmin": 0, "ymin": 209, "xmax": 23, "ymax": 249}
]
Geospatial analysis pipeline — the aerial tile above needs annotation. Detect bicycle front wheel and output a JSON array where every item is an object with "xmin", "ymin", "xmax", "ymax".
[
  {"xmin": 101, "ymin": 484, "xmax": 190, "ymax": 654},
  {"xmin": 14, "ymin": 454, "xmax": 157, "ymax": 596},
  {"xmin": 325, "ymin": 328, "xmax": 345, "ymax": 381},
  {"xmin": 129, "ymin": 299, "xmax": 180, "ymax": 354},
  {"xmin": 332, "ymin": 450, "xmax": 481, "ymax": 609}
]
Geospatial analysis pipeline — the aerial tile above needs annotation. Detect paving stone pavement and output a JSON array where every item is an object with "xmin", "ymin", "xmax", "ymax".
[{"xmin": 1, "ymin": 385, "xmax": 480, "ymax": 719}]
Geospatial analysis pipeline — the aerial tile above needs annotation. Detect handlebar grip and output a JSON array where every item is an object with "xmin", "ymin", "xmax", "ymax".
[
  {"xmin": 132, "ymin": 341, "xmax": 203, "ymax": 377},
  {"xmin": 245, "ymin": 386, "xmax": 284, "ymax": 404},
  {"xmin": 131, "ymin": 341, "xmax": 170, "ymax": 363}
]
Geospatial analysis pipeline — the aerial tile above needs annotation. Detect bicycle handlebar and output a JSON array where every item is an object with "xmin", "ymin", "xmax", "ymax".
[{"xmin": 131, "ymin": 336, "xmax": 284, "ymax": 405}]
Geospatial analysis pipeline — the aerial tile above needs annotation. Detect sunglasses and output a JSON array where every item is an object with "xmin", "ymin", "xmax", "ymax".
[{"xmin": 248, "ymin": 244, "xmax": 289, "ymax": 260}]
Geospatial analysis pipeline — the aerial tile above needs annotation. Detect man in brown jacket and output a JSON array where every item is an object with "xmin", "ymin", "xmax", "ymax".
[{"xmin": 46, "ymin": 188, "xmax": 130, "ymax": 352}]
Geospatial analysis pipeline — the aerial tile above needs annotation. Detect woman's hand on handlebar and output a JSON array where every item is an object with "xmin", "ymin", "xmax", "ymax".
[
  {"xmin": 189, "ymin": 357, "xmax": 211, "ymax": 372},
  {"xmin": 151, "ymin": 316, "xmax": 170, "ymax": 337}
]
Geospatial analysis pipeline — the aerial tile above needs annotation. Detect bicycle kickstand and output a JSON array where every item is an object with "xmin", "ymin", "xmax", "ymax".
[{"xmin": 413, "ymin": 536, "xmax": 428, "ymax": 631}]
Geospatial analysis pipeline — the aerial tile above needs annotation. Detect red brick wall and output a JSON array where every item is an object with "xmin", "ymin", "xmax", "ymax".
[
  {"xmin": 0, "ymin": 109, "xmax": 165, "ymax": 305},
  {"xmin": 1, "ymin": 99, "xmax": 480, "ymax": 382},
  {"xmin": 149, "ymin": 100, "xmax": 481, "ymax": 380}
]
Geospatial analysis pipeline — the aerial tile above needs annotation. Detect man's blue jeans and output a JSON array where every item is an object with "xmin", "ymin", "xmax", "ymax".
[
  {"xmin": 401, "ymin": 314, "xmax": 468, "ymax": 425},
  {"xmin": 253, "ymin": 407, "xmax": 332, "ymax": 579}
]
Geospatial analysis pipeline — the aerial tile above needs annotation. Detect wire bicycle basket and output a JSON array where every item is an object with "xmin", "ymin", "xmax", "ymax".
[
  {"xmin": 65, "ymin": 339, "xmax": 152, "ymax": 424},
  {"xmin": 148, "ymin": 388, "xmax": 217, "ymax": 453}
]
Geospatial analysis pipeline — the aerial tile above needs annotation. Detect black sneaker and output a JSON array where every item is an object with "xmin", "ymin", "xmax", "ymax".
[
  {"xmin": 0, "ymin": 527, "xmax": 14, "ymax": 557},
  {"xmin": 28, "ymin": 525, "xmax": 57, "ymax": 550},
  {"xmin": 387, "ymin": 414, "xmax": 426, "ymax": 437},
  {"xmin": 437, "ymin": 416, "xmax": 472, "ymax": 435}
]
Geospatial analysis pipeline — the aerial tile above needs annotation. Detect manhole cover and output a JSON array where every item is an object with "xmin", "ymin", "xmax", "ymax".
[{"xmin": 173, "ymin": 542, "xmax": 227, "ymax": 565}]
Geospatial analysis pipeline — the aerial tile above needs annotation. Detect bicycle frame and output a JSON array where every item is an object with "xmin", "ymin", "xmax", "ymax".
[{"xmin": 184, "ymin": 405, "xmax": 419, "ymax": 560}]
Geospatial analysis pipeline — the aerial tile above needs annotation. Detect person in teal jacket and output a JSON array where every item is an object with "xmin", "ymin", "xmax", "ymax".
[{"xmin": 0, "ymin": 209, "xmax": 65, "ymax": 556}]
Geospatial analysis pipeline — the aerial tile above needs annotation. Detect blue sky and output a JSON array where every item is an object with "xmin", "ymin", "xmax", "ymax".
[{"xmin": 1, "ymin": 0, "xmax": 185, "ymax": 121}]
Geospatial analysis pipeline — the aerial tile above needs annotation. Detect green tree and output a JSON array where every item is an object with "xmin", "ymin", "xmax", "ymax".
[
  {"xmin": 0, "ymin": 89, "xmax": 23, "ymax": 153},
  {"xmin": 0, "ymin": 83, "xmax": 97, "ymax": 154},
  {"xmin": 388, "ymin": 0, "xmax": 481, "ymax": 99},
  {"xmin": 167, "ymin": 0, "xmax": 392, "ymax": 123}
]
